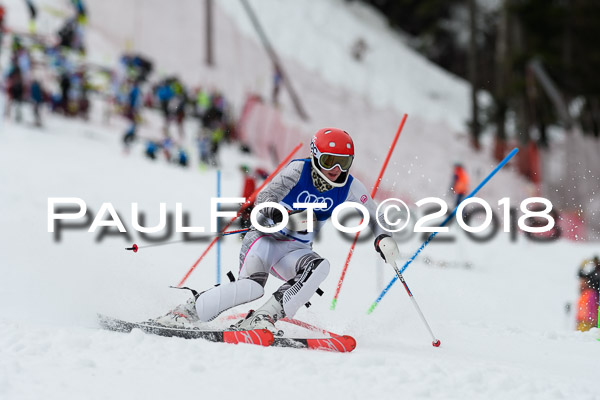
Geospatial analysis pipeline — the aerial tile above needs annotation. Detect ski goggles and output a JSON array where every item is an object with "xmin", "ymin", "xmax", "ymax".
[{"xmin": 315, "ymin": 152, "xmax": 354, "ymax": 172}]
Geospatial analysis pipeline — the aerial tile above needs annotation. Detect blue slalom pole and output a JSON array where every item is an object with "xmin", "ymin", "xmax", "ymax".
[
  {"xmin": 216, "ymin": 169, "xmax": 222, "ymax": 285},
  {"xmin": 367, "ymin": 148, "xmax": 519, "ymax": 314}
]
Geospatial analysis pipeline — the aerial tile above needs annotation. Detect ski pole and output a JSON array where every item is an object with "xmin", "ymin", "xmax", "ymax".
[
  {"xmin": 368, "ymin": 147, "xmax": 519, "ymax": 314},
  {"xmin": 125, "ymin": 228, "xmax": 252, "ymax": 252},
  {"xmin": 389, "ymin": 260, "xmax": 440, "ymax": 347},
  {"xmin": 331, "ymin": 114, "xmax": 408, "ymax": 310}
]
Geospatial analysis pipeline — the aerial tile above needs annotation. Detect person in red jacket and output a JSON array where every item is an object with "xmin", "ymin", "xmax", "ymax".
[
  {"xmin": 451, "ymin": 163, "xmax": 469, "ymax": 207},
  {"xmin": 0, "ymin": 5, "xmax": 5, "ymax": 33},
  {"xmin": 0, "ymin": 5, "xmax": 4, "ymax": 60}
]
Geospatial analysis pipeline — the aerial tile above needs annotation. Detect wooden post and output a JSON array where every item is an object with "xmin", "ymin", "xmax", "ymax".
[
  {"xmin": 206, "ymin": 0, "xmax": 214, "ymax": 66},
  {"xmin": 239, "ymin": 0, "xmax": 309, "ymax": 121},
  {"xmin": 468, "ymin": 0, "xmax": 480, "ymax": 149}
]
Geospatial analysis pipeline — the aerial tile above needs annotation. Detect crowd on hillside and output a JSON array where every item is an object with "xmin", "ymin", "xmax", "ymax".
[
  {"xmin": 114, "ymin": 54, "xmax": 236, "ymax": 169},
  {"xmin": 1, "ymin": 0, "xmax": 239, "ymax": 171}
]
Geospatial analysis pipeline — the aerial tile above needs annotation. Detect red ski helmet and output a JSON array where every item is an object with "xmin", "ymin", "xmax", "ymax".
[{"xmin": 310, "ymin": 128, "xmax": 354, "ymax": 187}]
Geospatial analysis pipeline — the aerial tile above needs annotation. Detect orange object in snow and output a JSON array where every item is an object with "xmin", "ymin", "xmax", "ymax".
[
  {"xmin": 453, "ymin": 165, "xmax": 469, "ymax": 195},
  {"xmin": 576, "ymin": 289, "xmax": 599, "ymax": 331}
]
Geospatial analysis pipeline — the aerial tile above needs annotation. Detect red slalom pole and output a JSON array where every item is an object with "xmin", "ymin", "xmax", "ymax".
[
  {"xmin": 330, "ymin": 114, "xmax": 408, "ymax": 310},
  {"xmin": 176, "ymin": 142, "xmax": 303, "ymax": 287}
]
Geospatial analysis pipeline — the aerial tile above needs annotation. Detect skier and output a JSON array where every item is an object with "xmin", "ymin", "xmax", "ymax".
[
  {"xmin": 122, "ymin": 78, "xmax": 142, "ymax": 151},
  {"xmin": 156, "ymin": 128, "xmax": 401, "ymax": 332}
]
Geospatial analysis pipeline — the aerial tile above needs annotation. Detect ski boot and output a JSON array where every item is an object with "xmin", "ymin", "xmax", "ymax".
[
  {"xmin": 153, "ymin": 297, "xmax": 201, "ymax": 328},
  {"xmin": 232, "ymin": 295, "xmax": 285, "ymax": 336}
]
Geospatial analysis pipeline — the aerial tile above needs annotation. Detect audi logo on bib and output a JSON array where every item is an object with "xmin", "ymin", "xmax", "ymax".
[{"xmin": 296, "ymin": 190, "xmax": 334, "ymax": 211}]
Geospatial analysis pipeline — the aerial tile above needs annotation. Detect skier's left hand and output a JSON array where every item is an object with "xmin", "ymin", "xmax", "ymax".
[
  {"xmin": 374, "ymin": 234, "xmax": 399, "ymax": 263},
  {"xmin": 287, "ymin": 209, "xmax": 317, "ymax": 233}
]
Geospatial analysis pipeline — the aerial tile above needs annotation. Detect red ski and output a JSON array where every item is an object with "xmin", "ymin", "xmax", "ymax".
[
  {"xmin": 225, "ymin": 313, "xmax": 357, "ymax": 352},
  {"xmin": 273, "ymin": 335, "xmax": 356, "ymax": 352}
]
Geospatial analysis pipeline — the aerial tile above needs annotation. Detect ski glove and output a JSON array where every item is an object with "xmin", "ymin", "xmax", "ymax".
[
  {"xmin": 265, "ymin": 207, "xmax": 285, "ymax": 224},
  {"xmin": 287, "ymin": 209, "xmax": 317, "ymax": 233},
  {"xmin": 374, "ymin": 234, "xmax": 399, "ymax": 263},
  {"xmin": 262, "ymin": 208, "xmax": 316, "ymax": 232},
  {"xmin": 261, "ymin": 206, "xmax": 289, "ymax": 223}
]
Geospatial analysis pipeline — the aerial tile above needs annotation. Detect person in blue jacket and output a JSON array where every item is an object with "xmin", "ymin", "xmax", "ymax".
[{"xmin": 122, "ymin": 78, "xmax": 142, "ymax": 149}]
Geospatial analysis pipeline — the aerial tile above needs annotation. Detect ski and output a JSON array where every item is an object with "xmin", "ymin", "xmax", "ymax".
[
  {"xmin": 272, "ymin": 336, "xmax": 356, "ymax": 352},
  {"xmin": 98, "ymin": 314, "xmax": 274, "ymax": 346},
  {"xmin": 98, "ymin": 314, "xmax": 356, "ymax": 352},
  {"xmin": 224, "ymin": 313, "xmax": 358, "ymax": 352}
]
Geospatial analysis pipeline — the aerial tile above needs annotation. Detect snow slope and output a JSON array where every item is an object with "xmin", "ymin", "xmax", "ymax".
[{"xmin": 1, "ymin": 101, "xmax": 600, "ymax": 400}]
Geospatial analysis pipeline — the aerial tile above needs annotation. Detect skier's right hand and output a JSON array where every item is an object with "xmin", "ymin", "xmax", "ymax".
[{"xmin": 260, "ymin": 206, "xmax": 285, "ymax": 223}]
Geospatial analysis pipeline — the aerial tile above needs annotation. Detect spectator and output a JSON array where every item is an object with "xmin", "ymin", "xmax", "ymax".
[
  {"xmin": 30, "ymin": 78, "xmax": 44, "ymax": 127},
  {"xmin": 351, "ymin": 38, "xmax": 368, "ymax": 62},
  {"xmin": 161, "ymin": 137, "xmax": 173, "ymax": 161},
  {"xmin": 71, "ymin": 0, "xmax": 87, "ymax": 24},
  {"xmin": 177, "ymin": 148, "xmax": 188, "ymax": 167},
  {"xmin": 173, "ymin": 86, "xmax": 188, "ymax": 141},
  {"xmin": 4, "ymin": 61, "xmax": 24, "ymax": 122},
  {"xmin": 255, "ymin": 167, "xmax": 269, "ymax": 181},
  {"xmin": 208, "ymin": 124, "xmax": 225, "ymax": 167},
  {"xmin": 58, "ymin": 18, "xmax": 76, "ymax": 49},
  {"xmin": 25, "ymin": 0, "xmax": 37, "ymax": 33},
  {"xmin": 59, "ymin": 71, "xmax": 71, "ymax": 115},
  {"xmin": 272, "ymin": 63, "xmax": 283, "ymax": 106},
  {"xmin": 68, "ymin": 69, "xmax": 89, "ymax": 119},
  {"xmin": 11, "ymin": 35, "xmax": 23, "ymax": 55},
  {"xmin": 202, "ymin": 93, "xmax": 223, "ymax": 130},
  {"xmin": 78, "ymin": 70, "xmax": 91, "ymax": 119},
  {"xmin": 156, "ymin": 79, "xmax": 174, "ymax": 135},
  {"xmin": 577, "ymin": 256, "xmax": 600, "ymax": 331},
  {"xmin": 132, "ymin": 55, "xmax": 152, "ymax": 82},
  {"xmin": 145, "ymin": 141, "xmax": 158, "ymax": 160},
  {"xmin": 58, "ymin": 17, "xmax": 85, "ymax": 54},
  {"xmin": 122, "ymin": 78, "xmax": 142, "ymax": 152},
  {"xmin": 194, "ymin": 87, "xmax": 210, "ymax": 118},
  {"xmin": 197, "ymin": 131, "xmax": 211, "ymax": 168},
  {"xmin": 451, "ymin": 163, "xmax": 469, "ymax": 207}
]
